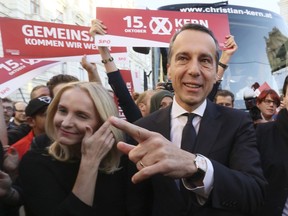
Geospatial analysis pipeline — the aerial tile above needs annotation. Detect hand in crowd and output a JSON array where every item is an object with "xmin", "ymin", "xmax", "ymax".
[
  {"xmin": 81, "ymin": 121, "xmax": 115, "ymax": 165},
  {"xmin": 0, "ymin": 170, "xmax": 12, "ymax": 198},
  {"xmin": 89, "ymin": 19, "xmax": 107, "ymax": 36},
  {"xmin": 109, "ymin": 116, "xmax": 196, "ymax": 184},
  {"xmin": 80, "ymin": 55, "xmax": 97, "ymax": 72},
  {"xmin": 3, "ymin": 147, "xmax": 19, "ymax": 173},
  {"xmin": 279, "ymin": 99, "xmax": 287, "ymax": 110},
  {"xmin": 222, "ymin": 35, "xmax": 238, "ymax": 59}
]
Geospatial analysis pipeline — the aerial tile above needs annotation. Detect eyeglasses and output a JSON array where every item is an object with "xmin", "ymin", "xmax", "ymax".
[
  {"xmin": 263, "ymin": 99, "xmax": 277, "ymax": 106},
  {"xmin": 3, "ymin": 106, "xmax": 13, "ymax": 112},
  {"xmin": 15, "ymin": 109, "xmax": 25, "ymax": 113}
]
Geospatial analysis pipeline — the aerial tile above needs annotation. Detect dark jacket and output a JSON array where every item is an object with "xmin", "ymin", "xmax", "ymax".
[
  {"xmin": 256, "ymin": 108, "xmax": 288, "ymax": 216},
  {"xmin": 130, "ymin": 100, "xmax": 266, "ymax": 216}
]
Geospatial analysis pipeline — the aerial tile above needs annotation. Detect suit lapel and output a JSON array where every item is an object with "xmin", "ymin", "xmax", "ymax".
[
  {"xmin": 153, "ymin": 105, "xmax": 172, "ymax": 140},
  {"xmin": 194, "ymin": 100, "xmax": 222, "ymax": 155}
]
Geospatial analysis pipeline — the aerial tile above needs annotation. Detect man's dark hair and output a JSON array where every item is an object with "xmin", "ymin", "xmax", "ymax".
[
  {"xmin": 214, "ymin": 89, "xmax": 235, "ymax": 103},
  {"xmin": 30, "ymin": 85, "xmax": 48, "ymax": 99},
  {"xmin": 46, "ymin": 74, "xmax": 79, "ymax": 98},
  {"xmin": 167, "ymin": 23, "xmax": 220, "ymax": 64},
  {"xmin": 2, "ymin": 97, "xmax": 13, "ymax": 103}
]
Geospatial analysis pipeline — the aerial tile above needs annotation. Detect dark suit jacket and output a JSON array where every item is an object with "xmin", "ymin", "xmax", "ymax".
[
  {"xmin": 256, "ymin": 121, "xmax": 288, "ymax": 216},
  {"xmin": 132, "ymin": 99, "xmax": 266, "ymax": 216}
]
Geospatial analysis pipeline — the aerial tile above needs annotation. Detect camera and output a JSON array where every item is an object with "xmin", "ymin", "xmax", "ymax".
[
  {"xmin": 243, "ymin": 89, "xmax": 261, "ymax": 121},
  {"xmin": 163, "ymin": 82, "xmax": 174, "ymax": 92}
]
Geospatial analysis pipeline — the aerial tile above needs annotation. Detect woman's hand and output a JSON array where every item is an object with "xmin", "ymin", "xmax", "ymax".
[
  {"xmin": 81, "ymin": 121, "xmax": 115, "ymax": 167},
  {"xmin": 89, "ymin": 19, "xmax": 107, "ymax": 36}
]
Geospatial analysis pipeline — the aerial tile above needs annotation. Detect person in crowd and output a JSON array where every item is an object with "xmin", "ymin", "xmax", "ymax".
[
  {"xmin": 17, "ymin": 82, "xmax": 151, "ymax": 216},
  {"xmin": 256, "ymin": 88, "xmax": 280, "ymax": 122},
  {"xmin": 0, "ymin": 70, "xmax": 103, "ymax": 216},
  {"xmin": 255, "ymin": 75, "xmax": 288, "ymax": 216},
  {"xmin": 4, "ymin": 96, "xmax": 51, "ymax": 180},
  {"xmin": 135, "ymin": 90, "xmax": 156, "ymax": 117},
  {"xmin": 8, "ymin": 101, "xmax": 27, "ymax": 130},
  {"xmin": 30, "ymin": 85, "xmax": 50, "ymax": 99},
  {"xmin": 108, "ymin": 23, "xmax": 266, "ymax": 215},
  {"xmin": 46, "ymin": 74, "xmax": 79, "ymax": 98},
  {"xmin": 0, "ymin": 100, "xmax": 20, "ymax": 216},
  {"xmin": 2, "ymin": 98, "xmax": 14, "ymax": 129},
  {"xmin": 30, "ymin": 68, "xmax": 106, "ymax": 153},
  {"xmin": 214, "ymin": 89, "xmax": 235, "ymax": 108},
  {"xmin": 132, "ymin": 92, "xmax": 140, "ymax": 102},
  {"xmin": 86, "ymin": 22, "xmax": 143, "ymax": 123},
  {"xmin": 0, "ymin": 98, "xmax": 9, "ymax": 150},
  {"xmin": 7, "ymin": 98, "xmax": 51, "ymax": 148},
  {"xmin": 149, "ymin": 89, "xmax": 173, "ymax": 113}
]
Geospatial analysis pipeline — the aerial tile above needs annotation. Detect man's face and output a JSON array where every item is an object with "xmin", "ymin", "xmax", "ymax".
[
  {"xmin": 14, "ymin": 102, "xmax": 27, "ymax": 124},
  {"xmin": 167, "ymin": 29, "xmax": 217, "ymax": 112},
  {"xmin": 215, "ymin": 96, "xmax": 234, "ymax": 108},
  {"xmin": 31, "ymin": 86, "xmax": 50, "ymax": 99},
  {"xmin": 28, "ymin": 111, "xmax": 47, "ymax": 136},
  {"xmin": 2, "ymin": 101, "xmax": 13, "ymax": 124}
]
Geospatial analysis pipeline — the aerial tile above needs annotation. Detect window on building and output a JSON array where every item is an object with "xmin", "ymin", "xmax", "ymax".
[
  {"xmin": 54, "ymin": 10, "xmax": 64, "ymax": 23},
  {"xmin": 30, "ymin": 0, "xmax": 40, "ymax": 14}
]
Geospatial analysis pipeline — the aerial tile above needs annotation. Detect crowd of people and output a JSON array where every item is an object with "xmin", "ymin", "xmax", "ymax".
[{"xmin": 0, "ymin": 19, "xmax": 287, "ymax": 216}]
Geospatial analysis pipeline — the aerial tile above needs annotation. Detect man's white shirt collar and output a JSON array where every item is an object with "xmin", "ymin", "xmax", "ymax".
[{"xmin": 171, "ymin": 97, "xmax": 207, "ymax": 120}]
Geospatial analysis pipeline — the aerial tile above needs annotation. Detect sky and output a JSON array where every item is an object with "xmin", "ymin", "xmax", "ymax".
[{"xmin": 134, "ymin": 0, "xmax": 281, "ymax": 14}]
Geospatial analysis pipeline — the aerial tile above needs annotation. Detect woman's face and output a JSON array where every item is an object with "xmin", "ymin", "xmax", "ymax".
[
  {"xmin": 159, "ymin": 96, "xmax": 173, "ymax": 110},
  {"xmin": 53, "ymin": 88, "xmax": 100, "ymax": 146},
  {"xmin": 257, "ymin": 94, "xmax": 277, "ymax": 120}
]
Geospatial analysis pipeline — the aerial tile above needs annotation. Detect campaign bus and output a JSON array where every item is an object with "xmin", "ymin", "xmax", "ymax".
[{"xmin": 152, "ymin": 3, "xmax": 288, "ymax": 109}]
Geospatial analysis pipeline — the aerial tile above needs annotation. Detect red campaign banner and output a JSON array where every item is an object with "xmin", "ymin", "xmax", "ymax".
[
  {"xmin": 95, "ymin": 7, "xmax": 230, "ymax": 49},
  {"xmin": 112, "ymin": 70, "xmax": 134, "ymax": 119},
  {"xmin": 0, "ymin": 17, "xmax": 127, "ymax": 62},
  {"xmin": 0, "ymin": 18, "xmax": 129, "ymax": 98},
  {"xmin": 119, "ymin": 69, "xmax": 135, "ymax": 95},
  {"xmin": 0, "ymin": 58, "xmax": 59, "ymax": 98}
]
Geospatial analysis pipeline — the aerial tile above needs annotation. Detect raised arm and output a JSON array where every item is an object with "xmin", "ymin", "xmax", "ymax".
[
  {"xmin": 217, "ymin": 35, "xmax": 238, "ymax": 81},
  {"xmin": 89, "ymin": 19, "xmax": 142, "ymax": 122},
  {"xmin": 208, "ymin": 35, "xmax": 238, "ymax": 101},
  {"xmin": 80, "ymin": 55, "xmax": 103, "ymax": 84}
]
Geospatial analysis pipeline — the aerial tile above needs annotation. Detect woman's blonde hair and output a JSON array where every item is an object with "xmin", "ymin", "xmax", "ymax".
[{"xmin": 46, "ymin": 82, "xmax": 124, "ymax": 173}]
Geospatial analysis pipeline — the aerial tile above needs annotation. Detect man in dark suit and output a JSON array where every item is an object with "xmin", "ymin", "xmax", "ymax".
[
  {"xmin": 255, "ymin": 75, "xmax": 288, "ymax": 216},
  {"xmin": 109, "ymin": 23, "xmax": 266, "ymax": 215}
]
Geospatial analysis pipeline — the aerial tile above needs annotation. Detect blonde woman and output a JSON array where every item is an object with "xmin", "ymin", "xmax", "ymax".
[{"xmin": 18, "ymin": 82, "xmax": 151, "ymax": 216}]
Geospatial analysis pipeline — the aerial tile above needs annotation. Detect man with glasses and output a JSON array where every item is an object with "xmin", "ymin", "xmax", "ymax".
[
  {"xmin": 8, "ymin": 101, "xmax": 27, "ymax": 130},
  {"xmin": 2, "ymin": 98, "xmax": 14, "ymax": 128}
]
